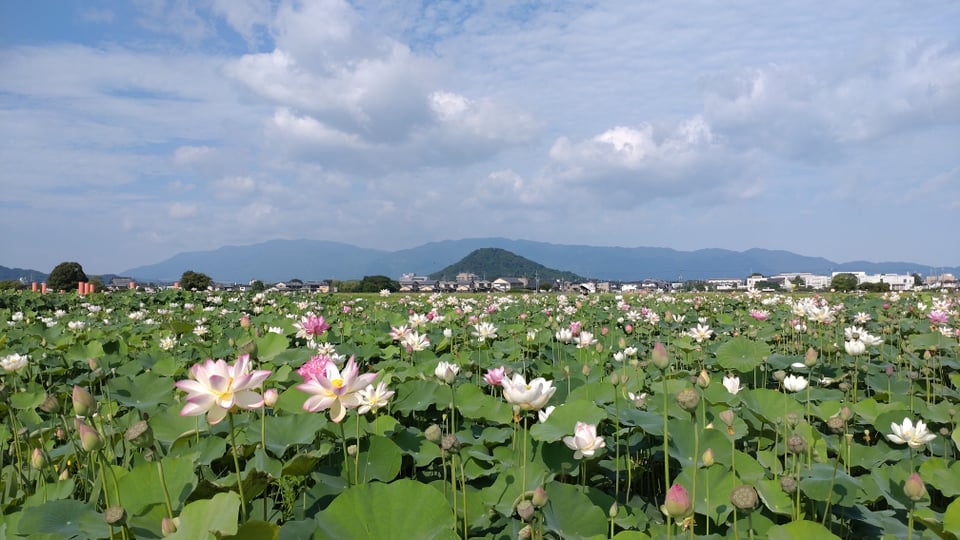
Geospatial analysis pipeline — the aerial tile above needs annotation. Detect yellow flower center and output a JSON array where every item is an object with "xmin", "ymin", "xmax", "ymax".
[{"xmin": 332, "ymin": 378, "xmax": 345, "ymax": 389}]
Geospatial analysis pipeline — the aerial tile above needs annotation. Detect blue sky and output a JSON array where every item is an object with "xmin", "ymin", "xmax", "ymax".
[{"xmin": 2, "ymin": 1, "xmax": 958, "ymax": 275}]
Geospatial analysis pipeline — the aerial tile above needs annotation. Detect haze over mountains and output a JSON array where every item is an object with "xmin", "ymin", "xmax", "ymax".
[{"xmin": 105, "ymin": 238, "xmax": 956, "ymax": 283}]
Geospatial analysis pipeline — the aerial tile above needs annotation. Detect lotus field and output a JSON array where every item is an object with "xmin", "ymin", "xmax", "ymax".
[{"xmin": 2, "ymin": 287, "xmax": 960, "ymax": 539}]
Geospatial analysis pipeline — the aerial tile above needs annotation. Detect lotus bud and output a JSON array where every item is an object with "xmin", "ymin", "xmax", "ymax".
[
  {"xmin": 618, "ymin": 337, "xmax": 626, "ymax": 349},
  {"xmin": 56, "ymin": 427, "xmax": 66, "ymax": 440},
  {"xmin": 59, "ymin": 468, "xmax": 71, "ymax": 481},
  {"xmin": 72, "ymin": 385, "xmax": 97, "ymax": 417},
  {"xmin": 582, "ymin": 364, "xmax": 591, "ymax": 376},
  {"xmin": 675, "ymin": 387, "xmax": 700, "ymax": 412},
  {"xmin": 608, "ymin": 501, "xmax": 619, "ymax": 519},
  {"xmin": 516, "ymin": 499, "xmax": 535, "ymax": 521},
  {"xmin": 839, "ymin": 406, "xmax": 853, "ymax": 421},
  {"xmin": 39, "ymin": 393, "xmax": 60, "ymax": 414},
  {"xmin": 804, "ymin": 347, "xmax": 818, "ymax": 367},
  {"xmin": 518, "ymin": 524, "xmax": 533, "ymax": 540},
  {"xmin": 425, "ymin": 424, "xmax": 442, "ymax": 444},
  {"xmin": 730, "ymin": 485, "xmax": 758, "ymax": 511},
  {"xmin": 718, "ymin": 410, "xmax": 735, "ymax": 427},
  {"xmin": 78, "ymin": 421, "xmax": 104, "ymax": 452},
  {"xmin": 347, "ymin": 444, "xmax": 358, "ymax": 457},
  {"xmin": 702, "ymin": 448, "xmax": 715, "ymax": 467},
  {"xmin": 786, "ymin": 433, "xmax": 806, "ymax": 454},
  {"xmin": 696, "ymin": 369, "xmax": 711, "ymax": 388},
  {"xmin": 161, "ymin": 517, "xmax": 178, "ymax": 536},
  {"xmin": 263, "ymin": 388, "xmax": 278, "ymax": 407},
  {"xmin": 103, "ymin": 505, "xmax": 127, "ymax": 525},
  {"xmin": 780, "ymin": 475, "xmax": 797, "ymax": 494},
  {"xmin": 610, "ymin": 373, "xmax": 620, "ymax": 386},
  {"xmin": 651, "ymin": 341, "xmax": 669, "ymax": 369},
  {"xmin": 531, "ymin": 487, "xmax": 548, "ymax": 508},
  {"xmin": 31, "ymin": 448, "xmax": 46, "ymax": 469},
  {"xmin": 239, "ymin": 315, "xmax": 251, "ymax": 329},
  {"xmin": 124, "ymin": 420, "xmax": 154, "ymax": 449},
  {"xmin": 624, "ymin": 324, "xmax": 633, "ymax": 334},
  {"xmin": 904, "ymin": 472, "xmax": 927, "ymax": 501},
  {"xmin": 662, "ymin": 483, "xmax": 692, "ymax": 518}
]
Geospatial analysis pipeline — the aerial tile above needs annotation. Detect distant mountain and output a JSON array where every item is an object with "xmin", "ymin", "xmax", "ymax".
[
  {"xmin": 119, "ymin": 237, "xmax": 957, "ymax": 282},
  {"xmin": 428, "ymin": 248, "xmax": 586, "ymax": 283},
  {"xmin": 0, "ymin": 265, "xmax": 48, "ymax": 282}
]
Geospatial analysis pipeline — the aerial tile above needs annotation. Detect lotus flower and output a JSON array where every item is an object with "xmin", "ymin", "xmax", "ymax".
[
  {"xmin": 175, "ymin": 354, "xmax": 271, "ymax": 425},
  {"xmin": 357, "ymin": 382, "xmax": 395, "ymax": 414},
  {"xmin": 484, "ymin": 366, "xmax": 506, "ymax": 386},
  {"xmin": 563, "ymin": 421, "xmax": 606, "ymax": 459},
  {"xmin": 435, "ymin": 361, "xmax": 459, "ymax": 384},
  {"xmin": 298, "ymin": 356, "xmax": 377, "ymax": 423},
  {"xmin": 501, "ymin": 373, "xmax": 556, "ymax": 411},
  {"xmin": 782, "ymin": 374, "xmax": 808, "ymax": 393},
  {"xmin": 887, "ymin": 417, "xmax": 937, "ymax": 449},
  {"xmin": 722, "ymin": 375, "xmax": 744, "ymax": 395},
  {"xmin": 294, "ymin": 315, "xmax": 330, "ymax": 339}
]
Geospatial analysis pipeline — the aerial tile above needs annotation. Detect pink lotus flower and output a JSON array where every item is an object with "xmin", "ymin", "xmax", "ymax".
[
  {"xmin": 749, "ymin": 309, "xmax": 769, "ymax": 321},
  {"xmin": 298, "ymin": 354, "xmax": 333, "ymax": 381},
  {"xmin": 295, "ymin": 315, "xmax": 330, "ymax": 339},
  {"xmin": 175, "ymin": 355, "xmax": 271, "ymax": 425},
  {"xmin": 484, "ymin": 366, "xmax": 506, "ymax": 386},
  {"xmin": 298, "ymin": 356, "xmax": 378, "ymax": 423},
  {"xmin": 929, "ymin": 310, "xmax": 950, "ymax": 325}
]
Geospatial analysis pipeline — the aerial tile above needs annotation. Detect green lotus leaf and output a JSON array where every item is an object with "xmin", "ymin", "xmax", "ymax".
[
  {"xmin": 767, "ymin": 519, "xmax": 840, "ymax": 540},
  {"xmin": 455, "ymin": 383, "xmax": 513, "ymax": 424},
  {"xmin": 167, "ymin": 491, "xmax": 240, "ymax": 539},
  {"xmin": 530, "ymin": 400, "xmax": 606, "ymax": 442},
  {"xmin": 109, "ymin": 371, "xmax": 175, "ymax": 410},
  {"xmin": 118, "ymin": 455, "xmax": 198, "ymax": 514},
  {"xmin": 16, "ymin": 499, "xmax": 111, "ymax": 538},
  {"xmin": 312, "ymin": 479, "xmax": 457, "ymax": 540},
  {"xmin": 714, "ymin": 337, "xmax": 770, "ymax": 372},
  {"xmin": 354, "ymin": 435, "xmax": 403, "ymax": 483},
  {"xmin": 541, "ymin": 481, "xmax": 607, "ymax": 540}
]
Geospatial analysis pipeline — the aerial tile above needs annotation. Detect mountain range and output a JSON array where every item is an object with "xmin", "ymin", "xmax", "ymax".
[
  {"xmin": 97, "ymin": 238, "xmax": 957, "ymax": 283},
  {"xmin": 428, "ymin": 248, "xmax": 587, "ymax": 284}
]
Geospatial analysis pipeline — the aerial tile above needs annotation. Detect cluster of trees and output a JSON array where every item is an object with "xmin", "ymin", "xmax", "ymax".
[{"xmin": 330, "ymin": 275, "xmax": 400, "ymax": 293}]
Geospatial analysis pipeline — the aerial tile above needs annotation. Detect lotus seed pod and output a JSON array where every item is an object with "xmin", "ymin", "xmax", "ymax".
[
  {"xmin": 773, "ymin": 370, "xmax": 786, "ymax": 382},
  {"xmin": 347, "ymin": 444, "xmax": 358, "ymax": 457},
  {"xmin": 785, "ymin": 413, "xmax": 801, "ymax": 427},
  {"xmin": 441, "ymin": 433, "xmax": 461, "ymax": 453},
  {"xmin": 651, "ymin": 341, "xmax": 670, "ymax": 369},
  {"xmin": 786, "ymin": 433, "xmax": 806, "ymax": 454},
  {"xmin": 718, "ymin": 410, "xmax": 735, "ymax": 427},
  {"xmin": 531, "ymin": 487, "xmax": 548, "ymax": 507},
  {"xmin": 516, "ymin": 499, "xmax": 535, "ymax": 521},
  {"xmin": 103, "ymin": 505, "xmax": 127, "ymax": 525},
  {"xmin": 730, "ymin": 484, "xmax": 758, "ymax": 511},
  {"xmin": 838, "ymin": 382, "xmax": 851, "ymax": 392},
  {"xmin": 780, "ymin": 475, "xmax": 797, "ymax": 494},
  {"xmin": 903, "ymin": 472, "xmax": 927, "ymax": 501},
  {"xmin": 827, "ymin": 415, "xmax": 846, "ymax": 434},
  {"xmin": 675, "ymin": 387, "xmax": 700, "ymax": 412},
  {"xmin": 124, "ymin": 420, "xmax": 154, "ymax": 449},
  {"xmin": 424, "ymin": 424, "xmax": 442, "ymax": 443}
]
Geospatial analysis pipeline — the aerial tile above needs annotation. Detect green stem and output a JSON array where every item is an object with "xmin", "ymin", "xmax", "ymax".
[
  {"xmin": 663, "ymin": 374, "xmax": 670, "ymax": 493},
  {"xmin": 228, "ymin": 412, "xmax": 247, "ymax": 522},
  {"xmin": 339, "ymin": 421, "xmax": 351, "ymax": 487},
  {"xmin": 156, "ymin": 459, "xmax": 175, "ymax": 519}
]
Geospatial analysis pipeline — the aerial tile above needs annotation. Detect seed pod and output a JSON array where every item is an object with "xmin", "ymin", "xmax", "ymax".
[
  {"xmin": 786, "ymin": 433, "xmax": 806, "ymax": 454},
  {"xmin": 675, "ymin": 388, "xmax": 700, "ymax": 412},
  {"xmin": 730, "ymin": 485, "xmax": 758, "ymax": 511}
]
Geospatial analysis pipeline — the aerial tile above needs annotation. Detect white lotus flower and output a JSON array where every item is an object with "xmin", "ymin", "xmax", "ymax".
[
  {"xmin": 782, "ymin": 374, "xmax": 808, "ymax": 392},
  {"xmin": 501, "ymin": 373, "xmax": 556, "ymax": 411},
  {"xmin": 563, "ymin": 421, "xmax": 606, "ymax": 459},
  {"xmin": 887, "ymin": 417, "xmax": 937, "ymax": 449},
  {"xmin": 722, "ymin": 375, "xmax": 743, "ymax": 395},
  {"xmin": 435, "ymin": 361, "xmax": 459, "ymax": 384}
]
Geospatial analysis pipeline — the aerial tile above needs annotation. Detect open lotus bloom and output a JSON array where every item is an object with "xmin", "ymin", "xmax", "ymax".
[
  {"xmin": 298, "ymin": 356, "xmax": 378, "ymax": 423},
  {"xmin": 886, "ymin": 417, "xmax": 936, "ymax": 449},
  {"xmin": 175, "ymin": 354, "xmax": 271, "ymax": 425},
  {"xmin": 501, "ymin": 373, "xmax": 556, "ymax": 411},
  {"xmin": 563, "ymin": 421, "xmax": 605, "ymax": 459}
]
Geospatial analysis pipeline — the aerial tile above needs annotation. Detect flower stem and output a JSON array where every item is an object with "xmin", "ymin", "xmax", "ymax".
[
  {"xmin": 339, "ymin": 422, "xmax": 351, "ymax": 487},
  {"xmin": 662, "ymin": 374, "xmax": 670, "ymax": 494},
  {"xmin": 228, "ymin": 412, "xmax": 247, "ymax": 522}
]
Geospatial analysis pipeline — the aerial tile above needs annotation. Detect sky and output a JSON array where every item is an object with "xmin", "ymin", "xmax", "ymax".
[{"xmin": 1, "ymin": 0, "xmax": 959, "ymax": 275}]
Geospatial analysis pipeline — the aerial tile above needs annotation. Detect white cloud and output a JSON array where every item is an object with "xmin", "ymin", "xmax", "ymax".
[
  {"xmin": 173, "ymin": 145, "xmax": 216, "ymax": 165},
  {"xmin": 168, "ymin": 202, "xmax": 198, "ymax": 219},
  {"xmin": 210, "ymin": 176, "xmax": 257, "ymax": 198}
]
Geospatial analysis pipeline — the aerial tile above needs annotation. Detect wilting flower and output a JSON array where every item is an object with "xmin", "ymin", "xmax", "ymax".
[
  {"xmin": 357, "ymin": 382, "xmax": 395, "ymax": 414},
  {"xmin": 782, "ymin": 374, "xmax": 808, "ymax": 393},
  {"xmin": 435, "ymin": 361, "xmax": 459, "ymax": 384},
  {"xmin": 484, "ymin": 366, "xmax": 506, "ymax": 386},
  {"xmin": 563, "ymin": 421, "xmax": 606, "ymax": 459},
  {"xmin": 175, "ymin": 355, "xmax": 272, "ymax": 425},
  {"xmin": 722, "ymin": 375, "xmax": 744, "ymax": 395},
  {"xmin": 472, "ymin": 322, "xmax": 499, "ymax": 342},
  {"xmin": 887, "ymin": 417, "xmax": 937, "ymax": 449},
  {"xmin": 298, "ymin": 356, "xmax": 377, "ymax": 423},
  {"xmin": 1, "ymin": 353, "xmax": 29, "ymax": 373},
  {"xmin": 627, "ymin": 391, "xmax": 647, "ymax": 408},
  {"xmin": 502, "ymin": 373, "xmax": 556, "ymax": 411},
  {"xmin": 687, "ymin": 324, "xmax": 713, "ymax": 343},
  {"xmin": 538, "ymin": 405, "xmax": 556, "ymax": 423},
  {"xmin": 294, "ymin": 315, "xmax": 331, "ymax": 339}
]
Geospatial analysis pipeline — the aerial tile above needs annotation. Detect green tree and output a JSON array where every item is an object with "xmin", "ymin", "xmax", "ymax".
[
  {"xmin": 249, "ymin": 280, "xmax": 265, "ymax": 293},
  {"xmin": 48, "ymin": 261, "xmax": 88, "ymax": 291},
  {"xmin": 180, "ymin": 270, "xmax": 213, "ymax": 291},
  {"xmin": 912, "ymin": 273, "xmax": 922, "ymax": 287},
  {"xmin": 0, "ymin": 280, "xmax": 25, "ymax": 291},
  {"xmin": 831, "ymin": 273, "xmax": 858, "ymax": 292},
  {"xmin": 358, "ymin": 275, "xmax": 400, "ymax": 293}
]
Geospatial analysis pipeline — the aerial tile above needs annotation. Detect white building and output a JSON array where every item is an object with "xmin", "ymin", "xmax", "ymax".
[{"xmin": 831, "ymin": 272, "xmax": 915, "ymax": 291}]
